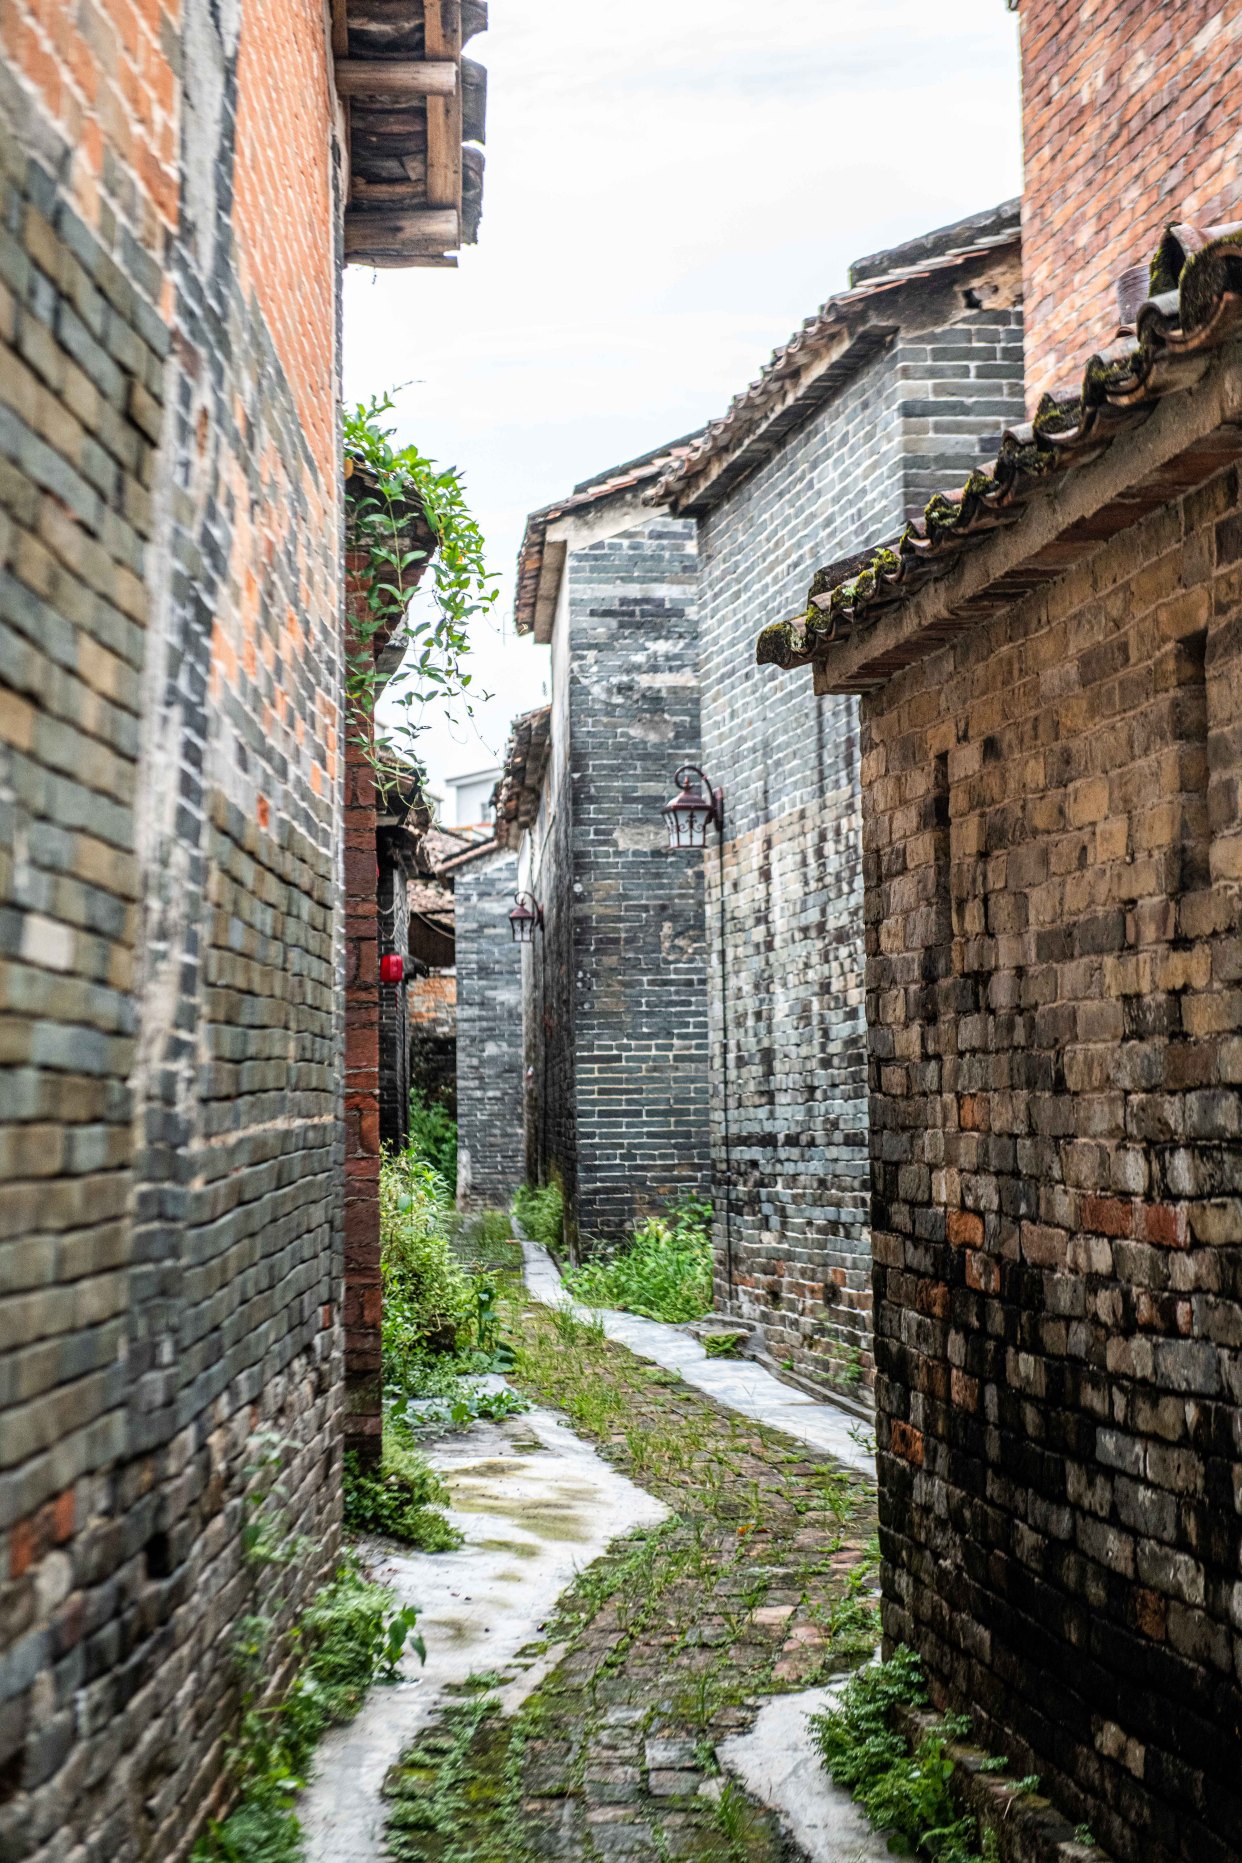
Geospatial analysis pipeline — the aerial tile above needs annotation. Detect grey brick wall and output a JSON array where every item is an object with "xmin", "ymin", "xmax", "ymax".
[
  {"xmin": 522, "ymin": 515, "xmax": 711, "ymax": 1250},
  {"xmin": 455, "ymin": 846, "xmax": 525, "ymax": 1206},
  {"xmin": 696, "ymin": 285, "xmax": 1025, "ymax": 1395},
  {"xmin": 0, "ymin": 12, "xmax": 345, "ymax": 1855}
]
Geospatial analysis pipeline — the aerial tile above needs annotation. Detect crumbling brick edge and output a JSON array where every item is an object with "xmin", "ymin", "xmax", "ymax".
[{"xmin": 893, "ymin": 1704, "xmax": 1111, "ymax": 1863}]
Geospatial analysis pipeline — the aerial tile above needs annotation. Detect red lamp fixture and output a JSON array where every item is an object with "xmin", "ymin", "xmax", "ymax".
[
  {"xmin": 379, "ymin": 953, "xmax": 405, "ymax": 983},
  {"xmin": 508, "ymin": 892, "xmax": 544, "ymax": 945},
  {"xmin": 662, "ymin": 764, "xmax": 724, "ymax": 849}
]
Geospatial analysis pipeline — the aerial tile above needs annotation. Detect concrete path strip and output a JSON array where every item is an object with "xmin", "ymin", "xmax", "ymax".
[
  {"xmin": 299, "ymin": 1405, "xmax": 667, "ymax": 1863},
  {"xmin": 521, "ymin": 1238, "xmax": 876, "ymax": 1476},
  {"xmin": 718, "ymin": 1684, "xmax": 893, "ymax": 1863}
]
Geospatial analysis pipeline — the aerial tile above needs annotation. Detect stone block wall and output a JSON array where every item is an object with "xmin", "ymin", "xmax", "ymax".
[
  {"xmin": 865, "ymin": 461, "xmax": 1242, "ymax": 1863},
  {"xmin": 0, "ymin": 1, "xmax": 346, "ymax": 1854},
  {"xmin": 455, "ymin": 845, "xmax": 525, "ymax": 1207},
  {"xmin": 1018, "ymin": 0, "xmax": 1242, "ymax": 400},
  {"xmin": 696, "ymin": 293, "xmax": 1025, "ymax": 1394}
]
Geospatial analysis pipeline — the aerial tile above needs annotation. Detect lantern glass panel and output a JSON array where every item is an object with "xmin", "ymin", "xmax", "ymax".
[{"xmin": 663, "ymin": 785, "xmax": 712, "ymax": 850}]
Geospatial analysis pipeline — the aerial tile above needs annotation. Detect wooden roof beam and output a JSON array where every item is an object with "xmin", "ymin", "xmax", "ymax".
[
  {"xmin": 334, "ymin": 58, "xmax": 458, "ymax": 97},
  {"xmin": 423, "ymin": 0, "xmax": 463, "ymax": 215}
]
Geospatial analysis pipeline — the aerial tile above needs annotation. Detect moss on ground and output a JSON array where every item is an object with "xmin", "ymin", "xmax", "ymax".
[{"xmin": 384, "ymin": 1292, "xmax": 879, "ymax": 1861}]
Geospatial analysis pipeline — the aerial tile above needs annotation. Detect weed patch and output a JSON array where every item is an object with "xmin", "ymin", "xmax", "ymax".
[
  {"xmin": 811, "ymin": 1648, "xmax": 998, "ymax": 1863},
  {"xmin": 513, "ymin": 1179, "xmax": 564, "ymax": 1253},
  {"xmin": 406, "ymin": 1085, "xmax": 458, "ymax": 1190},
  {"xmin": 563, "ymin": 1196, "xmax": 713, "ymax": 1322},
  {"xmin": 192, "ymin": 1562, "xmax": 422, "ymax": 1862},
  {"xmin": 343, "ymin": 1415, "xmax": 462, "ymax": 1551}
]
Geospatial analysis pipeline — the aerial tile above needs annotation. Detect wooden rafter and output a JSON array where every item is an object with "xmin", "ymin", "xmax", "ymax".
[
  {"xmin": 335, "ymin": 58, "xmax": 457, "ymax": 97},
  {"xmin": 339, "ymin": 0, "xmax": 482, "ymax": 265}
]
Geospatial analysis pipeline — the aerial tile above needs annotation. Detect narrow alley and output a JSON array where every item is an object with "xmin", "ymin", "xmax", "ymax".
[
  {"xmin": 1, "ymin": 3, "xmax": 1241, "ymax": 1862},
  {"xmin": 304, "ymin": 1217, "xmax": 882, "ymax": 1862}
]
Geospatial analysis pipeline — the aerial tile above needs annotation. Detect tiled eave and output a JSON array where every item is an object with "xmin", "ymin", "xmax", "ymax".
[
  {"xmin": 651, "ymin": 208, "xmax": 1022, "ymax": 519},
  {"xmin": 757, "ymin": 222, "xmax": 1242, "ymax": 695},
  {"xmin": 515, "ymin": 437, "xmax": 699, "ymax": 640},
  {"xmin": 335, "ymin": 0, "xmax": 487, "ymax": 267},
  {"xmin": 495, "ymin": 706, "xmax": 552, "ymax": 847}
]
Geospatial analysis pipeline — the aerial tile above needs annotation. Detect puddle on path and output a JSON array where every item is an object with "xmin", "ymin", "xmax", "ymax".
[{"xmin": 299, "ymin": 1405, "xmax": 667, "ymax": 1863}]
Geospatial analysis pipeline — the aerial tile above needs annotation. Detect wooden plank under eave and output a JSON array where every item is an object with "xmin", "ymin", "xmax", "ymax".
[
  {"xmin": 331, "ymin": 0, "xmax": 348, "ymax": 55},
  {"xmin": 343, "ymin": 207, "xmax": 460, "ymax": 254},
  {"xmin": 351, "ymin": 177, "xmax": 431, "ymax": 204},
  {"xmin": 348, "ymin": 252, "xmax": 460, "ymax": 270},
  {"xmin": 335, "ymin": 58, "xmax": 457, "ymax": 97}
]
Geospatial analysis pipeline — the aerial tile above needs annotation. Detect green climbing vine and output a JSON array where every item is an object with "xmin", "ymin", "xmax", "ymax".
[{"xmin": 342, "ymin": 390, "xmax": 496, "ymax": 764}]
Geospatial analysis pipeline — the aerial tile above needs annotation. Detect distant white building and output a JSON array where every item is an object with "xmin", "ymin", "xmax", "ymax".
[{"xmin": 445, "ymin": 764, "xmax": 502, "ymax": 827}]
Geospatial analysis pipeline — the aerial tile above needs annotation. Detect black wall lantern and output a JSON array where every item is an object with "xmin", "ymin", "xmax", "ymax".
[
  {"xmin": 509, "ymin": 891, "xmax": 544, "ymax": 944},
  {"xmin": 662, "ymin": 765, "xmax": 724, "ymax": 849},
  {"xmin": 661, "ymin": 761, "xmax": 735, "ymax": 1308}
]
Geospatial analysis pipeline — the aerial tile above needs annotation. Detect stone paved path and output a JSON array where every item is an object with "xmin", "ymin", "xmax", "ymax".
[
  {"xmin": 301, "ymin": 1408, "xmax": 667, "ymax": 1863},
  {"xmin": 380, "ymin": 1287, "xmax": 880, "ymax": 1861},
  {"xmin": 521, "ymin": 1239, "xmax": 874, "ymax": 1476}
]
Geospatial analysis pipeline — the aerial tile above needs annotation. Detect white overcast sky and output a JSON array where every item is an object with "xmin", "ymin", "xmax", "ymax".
[{"xmin": 344, "ymin": 0, "xmax": 1023, "ymax": 810}]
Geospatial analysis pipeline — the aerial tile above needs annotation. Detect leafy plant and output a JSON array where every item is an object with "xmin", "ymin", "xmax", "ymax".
[
  {"xmin": 191, "ymin": 1562, "xmax": 423, "ymax": 1861},
  {"xmin": 381, "ymin": 1151, "xmax": 474, "ymax": 1390},
  {"xmin": 342, "ymin": 391, "xmax": 496, "ymax": 767},
  {"xmin": 513, "ymin": 1180, "xmax": 564, "ymax": 1253},
  {"xmin": 810, "ymin": 1648, "xmax": 991, "ymax": 1863},
  {"xmin": 563, "ymin": 1197, "xmax": 714, "ymax": 1323},
  {"xmin": 702, "ymin": 1330, "xmax": 747, "ymax": 1358},
  {"xmin": 343, "ymin": 1415, "xmax": 462, "ymax": 1552},
  {"xmin": 473, "ymin": 1279, "xmax": 515, "ymax": 1369},
  {"xmin": 406, "ymin": 1084, "xmax": 458, "ymax": 1189}
]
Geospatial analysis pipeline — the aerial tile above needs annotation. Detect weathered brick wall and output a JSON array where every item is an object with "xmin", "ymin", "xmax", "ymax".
[
  {"xmin": 378, "ymin": 847, "xmax": 411, "ymax": 1153},
  {"xmin": 521, "ymin": 639, "xmax": 576, "ymax": 1243},
  {"xmin": 696, "ymin": 292, "xmax": 1025, "ymax": 1393},
  {"xmin": 1018, "ymin": 0, "xmax": 1242, "ymax": 400},
  {"xmin": 408, "ymin": 968, "xmax": 457, "ymax": 1108},
  {"xmin": 570, "ymin": 519, "xmax": 710, "ymax": 1243},
  {"xmin": 0, "ymin": 0, "xmax": 347, "ymax": 1853},
  {"xmin": 866, "ymin": 461, "xmax": 1242, "ymax": 1863},
  {"xmin": 455, "ymin": 846, "xmax": 525, "ymax": 1206}
]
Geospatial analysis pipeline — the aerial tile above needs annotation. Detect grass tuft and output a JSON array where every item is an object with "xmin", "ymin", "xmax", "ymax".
[
  {"xmin": 810, "ymin": 1648, "xmax": 997, "ymax": 1863},
  {"xmin": 563, "ymin": 1197, "xmax": 714, "ymax": 1322}
]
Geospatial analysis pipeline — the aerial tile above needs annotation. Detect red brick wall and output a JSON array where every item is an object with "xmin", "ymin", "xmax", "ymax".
[
  {"xmin": 343, "ymin": 559, "xmax": 383, "ymax": 1467},
  {"xmin": 1018, "ymin": 0, "xmax": 1242, "ymax": 402}
]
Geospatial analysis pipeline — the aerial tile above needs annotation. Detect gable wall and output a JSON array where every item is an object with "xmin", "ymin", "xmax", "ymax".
[{"xmin": 695, "ymin": 295, "xmax": 1024, "ymax": 1395}]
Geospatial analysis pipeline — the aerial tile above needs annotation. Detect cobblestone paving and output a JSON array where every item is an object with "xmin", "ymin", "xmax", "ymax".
[{"xmin": 383, "ymin": 1298, "xmax": 878, "ymax": 1860}]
